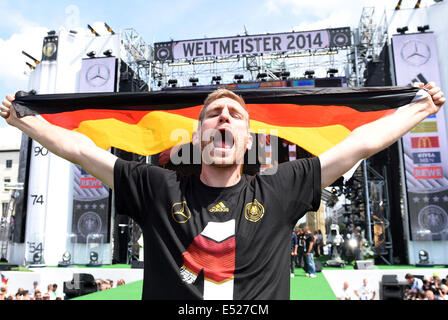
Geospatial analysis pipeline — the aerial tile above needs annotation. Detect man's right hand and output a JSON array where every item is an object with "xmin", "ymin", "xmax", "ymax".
[
  {"xmin": 1, "ymin": 93, "xmax": 117, "ymax": 189},
  {"xmin": 1, "ymin": 94, "xmax": 20, "ymax": 125}
]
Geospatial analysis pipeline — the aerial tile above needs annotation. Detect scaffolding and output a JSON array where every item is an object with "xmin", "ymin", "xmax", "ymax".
[{"xmin": 121, "ymin": 28, "xmax": 153, "ymax": 91}]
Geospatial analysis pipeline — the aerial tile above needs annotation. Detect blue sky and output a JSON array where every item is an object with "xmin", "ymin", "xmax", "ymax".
[{"xmin": 0, "ymin": 0, "xmax": 437, "ymax": 128}]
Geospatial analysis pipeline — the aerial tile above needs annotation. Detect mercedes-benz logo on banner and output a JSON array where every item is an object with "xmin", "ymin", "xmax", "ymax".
[
  {"xmin": 154, "ymin": 42, "xmax": 174, "ymax": 62},
  {"xmin": 400, "ymin": 39, "xmax": 431, "ymax": 66},
  {"xmin": 418, "ymin": 205, "xmax": 448, "ymax": 234},
  {"xmin": 329, "ymin": 27, "xmax": 351, "ymax": 48}
]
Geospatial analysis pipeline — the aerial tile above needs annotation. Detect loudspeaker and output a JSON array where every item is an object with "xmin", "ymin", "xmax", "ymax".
[
  {"xmin": 131, "ymin": 260, "xmax": 144, "ymax": 269},
  {"xmin": 0, "ymin": 264, "xmax": 18, "ymax": 271},
  {"xmin": 380, "ymin": 274, "xmax": 406, "ymax": 300},
  {"xmin": 315, "ymin": 261, "xmax": 322, "ymax": 272},
  {"xmin": 354, "ymin": 260, "xmax": 374, "ymax": 270},
  {"xmin": 63, "ymin": 273, "xmax": 98, "ymax": 299}
]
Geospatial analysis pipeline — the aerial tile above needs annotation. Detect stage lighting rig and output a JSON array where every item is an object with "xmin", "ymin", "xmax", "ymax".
[
  {"xmin": 418, "ymin": 250, "xmax": 429, "ymax": 264},
  {"xmin": 22, "ymin": 51, "xmax": 40, "ymax": 65},
  {"xmin": 281, "ymin": 71, "xmax": 290, "ymax": 80},
  {"xmin": 168, "ymin": 79, "xmax": 178, "ymax": 88},
  {"xmin": 87, "ymin": 24, "xmax": 100, "ymax": 37},
  {"xmin": 103, "ymin": 49, "xmax": 113, "ymax": 57},
  {"xmin": 212, "ymin": 76, "xmax": 222, "ymax": 85},
  {"xmin": 396, "ymin": 26, "xmax": 408, "ymax": 34},
  {"xmin": 327, "ymin": 68, "xmax": 338, "ymax": 77},
  {"xmin": 86, "ymin": 51, "xmax": 96, "ymax": 58},
  {"xmin": 26, "ymin": 62, "xmax": 35, "ymax": 70},
  {"xmin": 417, "ymin": 25, "xmax": 430, "ymax": 33},
  {"xmin": 256, "ymin": 72, "xmax": 267, "ymax": 81},
  {"xmin": 104, "ymin": 22, "xmax": 115, "ymax": 35},
  {"xmin": 304, "ymin": 70, "xmax": 315, "ymax": 79},
  {"xmin": 234, "ymin": 74, "xmax": 244, "ymax": 83},
  {"xmin": 189, "ymin": 77, "xmax": 199, "ymax": 86}
]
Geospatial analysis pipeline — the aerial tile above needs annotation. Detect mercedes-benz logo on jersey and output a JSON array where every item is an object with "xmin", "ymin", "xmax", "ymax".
[
  {"xmin": 418, "ymin": 205, "xmax": 448, "ymax": 234},
  {"xmin": 77, "ymin": 211, "xmax": 102, "ymax": 237},
  {"xmin": 172, "ymin": 201, "xmax": 191, "ymax": 223},
  {"xmin": 400, "ymin": 39, "xmax": 431, "ymax": 66},
  {"xmin": 244, "ymin": 199, "xmax": 265, "ymax": 223}
]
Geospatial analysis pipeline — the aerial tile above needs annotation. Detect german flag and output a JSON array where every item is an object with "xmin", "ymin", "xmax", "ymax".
[{"xmin": 12, "ymin": 86, "xmax": 421, "ymax": 156}]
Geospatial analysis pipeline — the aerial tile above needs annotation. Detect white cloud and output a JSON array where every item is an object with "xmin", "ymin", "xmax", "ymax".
[{"xmin": 0, "ymin": 25, "xmax": 49, "ymax": 95}]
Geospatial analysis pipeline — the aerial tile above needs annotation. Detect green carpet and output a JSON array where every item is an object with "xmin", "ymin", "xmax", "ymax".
[{"xmin": 290, "ymin": 267, "xmax": 337, "ymax": 300}]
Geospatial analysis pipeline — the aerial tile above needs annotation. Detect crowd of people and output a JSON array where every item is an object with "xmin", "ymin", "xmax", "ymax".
[
  {"xmin": 404, "ymin": 272, "xmax": 448, "ymax": 300},
  {"xmin": 0, "ymin": 277, "xmax": 126, "ymax": 300}
]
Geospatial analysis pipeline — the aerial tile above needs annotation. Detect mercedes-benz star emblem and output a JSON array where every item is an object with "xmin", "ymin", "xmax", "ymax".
[
  {"xmin": 400, "ymin": 39, "xmax": 431, "ymax": 66},
  {"xmin": 86, "ymin": 63, "xmax": 110, "ymax": 87}
]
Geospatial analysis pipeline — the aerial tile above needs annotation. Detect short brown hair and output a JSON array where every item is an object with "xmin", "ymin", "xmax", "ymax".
[{"xmin": 198, "ymin": 88, "xmax": 248, "ymax": 125}]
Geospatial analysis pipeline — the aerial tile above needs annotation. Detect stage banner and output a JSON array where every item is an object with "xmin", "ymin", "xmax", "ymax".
[
  {"xmin": 392, "ymin": 32, "xmax": 448, "ymax": 241},
  {"xmin": 153, "ymin": 27, "xmax": 351, "ymax": 61},
  {"xmin": 71, "ymin": 165, "xmax": 110, "ymax": 244}
]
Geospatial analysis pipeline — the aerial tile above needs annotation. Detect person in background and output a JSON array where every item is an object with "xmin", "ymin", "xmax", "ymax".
[
  {"xmin": 30, "ymin": 281, "xmax": 39, "ymax": 297},
  {"xmin": 290, "ymin": 231, "xmax": 298, "ymax": 278},
  {"xmin": 354, "ymin": 278, "xmax": 376, "ymax": 300},
  {"xmin": 296, "ymin": 228, "xmax": 306, "ymax": 269},
  {"xmin": 303, "ymin": 226, "xmax": 316, "ymax": 278},
  {"xmin": 405, "ymin": 273, "xmax": 423, "ymax": 299},
  {"xmin": 117, "ymin": 279, "xmax": 126, "ymax": 287},
  {"xmin": 338, "ymin": 281, "xmax": 353, "ymax": 300}
]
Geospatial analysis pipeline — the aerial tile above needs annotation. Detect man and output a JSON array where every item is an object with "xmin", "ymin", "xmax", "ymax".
[
  {"xmin": 296, "ymin": 228, "xmax": 306, "ymax": 268},
  {"xmin": 405, "ymin": 273, "xmax": 424, "ymax": 298},
  {"xmin": 354, "ymin": 278, "xmax": 376, "ymax": 300},
  {"xmin": 290, "ymin": 231, "xmax": 298, "ymax": 278},
  {"xmin": 1, "ymin": 83, "xmax": 445, "ymax": 299},
  {"xmin": 303, "ymin": 226, "xmax": 317, "ymax": 278},
  {"xmin": 338, "ymin": 281, "xmax": 353, "ymax": 300}
]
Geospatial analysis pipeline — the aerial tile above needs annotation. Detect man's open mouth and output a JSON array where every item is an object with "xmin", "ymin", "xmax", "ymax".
[{"xmin": 212, "ymin": 128, "xmax": 235, "ymax": 149}]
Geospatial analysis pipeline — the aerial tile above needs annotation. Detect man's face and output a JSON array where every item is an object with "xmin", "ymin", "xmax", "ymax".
[{"xmin": 194, "ymin": 97, "xmax": 252, "ymax": 167}]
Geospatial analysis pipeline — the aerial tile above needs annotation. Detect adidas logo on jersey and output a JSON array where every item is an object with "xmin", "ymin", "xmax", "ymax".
[{"xmin": 209, "ymin": 202, "xmax": 230, "ymax": 213}]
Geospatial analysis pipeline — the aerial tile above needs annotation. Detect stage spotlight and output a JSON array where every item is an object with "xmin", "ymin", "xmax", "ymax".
[
  {"xmin": 281, "ymin": 71, "xmax": 290, "ymax": 80},
  {"xmin": 234, "ymin": 74, "xmax": 244, "ymax": 83},
  {"xmin": 87, "ymin": 24, "xmax": 100, "ymax": 37},
  {"xmin": 327, "ymin": 68, "xmax": 338, "ymax": 77},
  {"xmin": 104, "ymin": 22, "xmax": 115, "ymax": 35},
  {"xmin": 418, "ymin": 250, "xmax": 429, "ymax": 264},
  {"xmin": 257, "ymin": 72, "xmax": 267, "ymax": 81},
  {"xmin": 33, "ymin": 252, "xmax": 42, "ymax": 264},
  {"xmin": 26, "ymin": 62, "xmax": 35, "ymax": 70},
  {"xmin": 304, "ymin": 70, "xmax": 315, "ymax": 79},
  {"xmin": 396, "ymin": 26, "xmax": 408, "ymax": 34},
  {"xmin": 103, "ymin": 49, "xmax": 113, "ymax": 57},
  {"xmin": 58, "ymin": 251, "xmax": 72, "ymax": 267},
  {"xmin": 168, "ymin": 79, "xmax": 178, "ymax": 87},
  {"xmin": 395, "ymin": 0, "xmax": 403, "ymax": 10},
  {"xmin": 348, "ymin": 238, "xmax": 358, "ymax": 249},
  {"xmin": 212, "ymin": 76, "xmax": 222, "ymax": 85},
  {"xmin": 22, "ymin": 51, "xmax": 40, "ymax": 65},
  {"xmin": 417, "ymin": 25, "xmax": 430, "ymax": 33},
  {"xmin": 86, "ymin": 51, "xmax": 96, "ymax": 58},
  {"xmin": 189, "ymin": 77, "xmax": 199, "ymax": 86}
]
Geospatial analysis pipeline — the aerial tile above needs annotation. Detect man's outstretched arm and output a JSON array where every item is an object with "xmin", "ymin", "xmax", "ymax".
[
  {"xmin": 319, "ymin": 82, "xmax": 446, "ymax": 189},
  {"xmin": 1, "ymin": 94, "xmax": 117, "ymax": 189}
]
